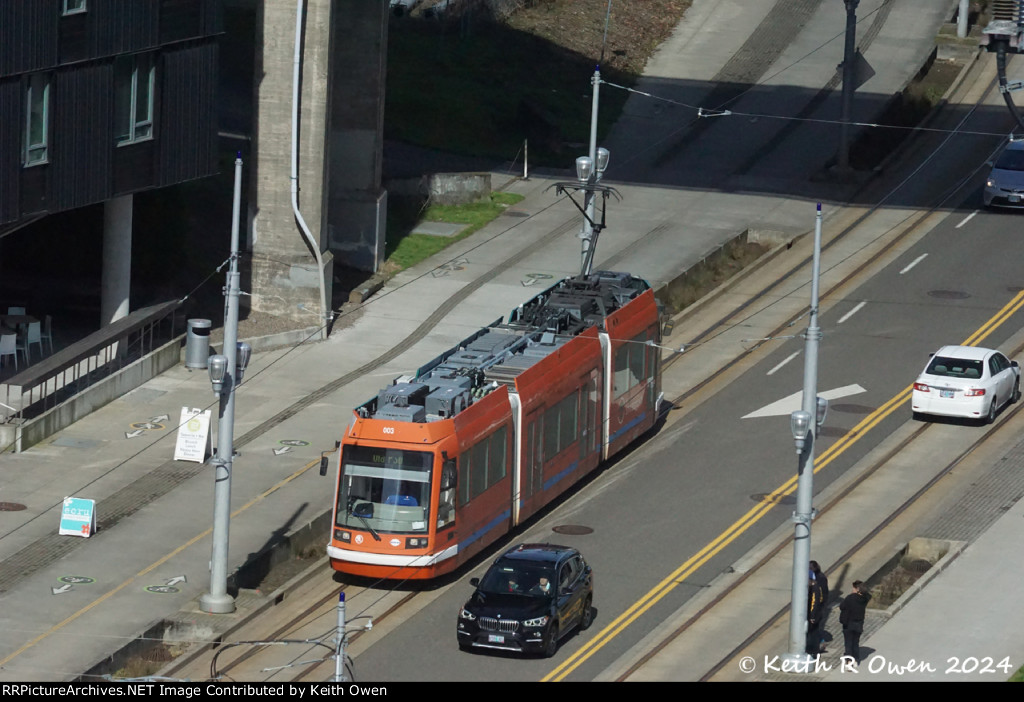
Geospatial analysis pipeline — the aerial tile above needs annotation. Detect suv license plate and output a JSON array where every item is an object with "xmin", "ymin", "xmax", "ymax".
[
  {"xmin": 488, "ymin": 634, "xmax": 505, "ymax": 643},
  {"xmin": 940, "ymin": 390, "xmax": 954, "ymax": 398},
  {"xmin": 1011, "ymin": 195, "xmax": 1021, "ymax": 203}
]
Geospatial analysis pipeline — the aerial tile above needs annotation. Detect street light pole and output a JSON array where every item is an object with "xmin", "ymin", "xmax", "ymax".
[
  {"xmin": 580, "ymin": 66, "xmax": 601, "ymax": 274},
  {"xmin": 838, "ymin": 0, "xmax": 860, "ymax": 171},
  {"xmin": 785, "ymin": 204, "xmax": 826, "ymax": 665},
  {"xmin": 200, "ymin": 154, "xmax": 251, "ymax": 614}
]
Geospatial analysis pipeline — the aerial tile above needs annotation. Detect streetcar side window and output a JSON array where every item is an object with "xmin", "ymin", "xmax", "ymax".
[
  {"xmin": 614, "ymin": 334, "xmax": 648, "ymax": 396},
  {"xmin": 458, "ymin": 425, "xmax": 509, "ymax": 506},
  {"xmin": 542, "ymin": 390, "xmax": 579, "ymax": 463}
]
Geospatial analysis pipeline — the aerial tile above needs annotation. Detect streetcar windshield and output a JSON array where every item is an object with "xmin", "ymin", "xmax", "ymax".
[{"xmin": 336, "ymin": 445, "xmax": 432, "ymax": 534}]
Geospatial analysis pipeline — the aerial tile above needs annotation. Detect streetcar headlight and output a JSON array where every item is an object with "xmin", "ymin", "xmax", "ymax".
[
  {"xmin": 334, "ymin": 529, "xmax": 351, "ymax": 542},
  {"xmin": 523, "ymin": 615, "xmax": 549, "ymax": 628},
  {"xmin": 406, "ymin": 537, "xmax": 427, "ymax": 548}
]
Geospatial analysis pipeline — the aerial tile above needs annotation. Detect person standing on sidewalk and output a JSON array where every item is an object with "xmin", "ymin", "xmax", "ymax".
[
  {"xmin": 806, "ymin": 571, "xmax": 824, "ymax": 656},
  {"xmin": 810, "ymin": 560, "xmax": 829, "ymax": 652},
  {"xmin": 839, "ymin": 580, "xmax": 871, "ymax": 663}
]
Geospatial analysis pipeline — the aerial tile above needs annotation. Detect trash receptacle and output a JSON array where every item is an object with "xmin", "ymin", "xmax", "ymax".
[{"xmin": 185, "ymin": 319, "xmax": 212, "ymax": 369}]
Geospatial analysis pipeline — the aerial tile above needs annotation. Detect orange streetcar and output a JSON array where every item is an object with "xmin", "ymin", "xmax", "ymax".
[{"xmin": 322, "ymin": 271, "xmax": 662, "ymax": 580}]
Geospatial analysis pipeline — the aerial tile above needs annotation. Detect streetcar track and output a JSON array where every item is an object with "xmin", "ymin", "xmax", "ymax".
[{"xmin": 196, "ymin": 584, "xmax": 419, "ymax": 683}]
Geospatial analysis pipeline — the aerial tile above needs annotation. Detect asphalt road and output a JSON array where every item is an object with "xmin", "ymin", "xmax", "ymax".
[{"xmin": 346, "ymin": 62, "xmax": 1024, "ymax": 683}]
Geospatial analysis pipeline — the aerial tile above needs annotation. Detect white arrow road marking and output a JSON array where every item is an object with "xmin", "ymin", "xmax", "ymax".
[
  {"xmin": 125, "ymin": 429, "xmax": 145, "ymax": 439},
  {"xmin": 149, "ymin": 414, "xmax": 169, "ymax": 423},
  {"xmin": 51, "ymin": 584, "xmax": 72, "ymax": 595},
  {"xmin": 273, "ymin": 446, "xmax": 293, "ymax": 456},
  {"xmin": 165, "ymin": 575, "xmax": 187, "ymax": 586},
  {"xmin": 742, "ymin": 384, "xmax": 867, "ymax": 419}
]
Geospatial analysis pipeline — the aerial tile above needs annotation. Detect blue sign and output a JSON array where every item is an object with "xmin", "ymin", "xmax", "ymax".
[{"xmin": 59, "ymin": 497, "xmax": 96, "ymax": 538}]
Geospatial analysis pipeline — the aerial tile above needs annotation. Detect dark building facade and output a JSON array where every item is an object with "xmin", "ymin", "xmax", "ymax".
[{"xmin": 0, "ymin": 0, "xmax": 221, "ymax": 230}]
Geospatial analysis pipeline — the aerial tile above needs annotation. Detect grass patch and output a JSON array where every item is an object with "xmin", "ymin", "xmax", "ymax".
[{"xmin": 385, "ymin": 191, "xmax": 525, "ymax": 271}]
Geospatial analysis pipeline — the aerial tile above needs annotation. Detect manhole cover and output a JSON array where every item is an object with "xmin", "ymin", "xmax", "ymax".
[
  {"xmin": 0, "ymin": 502, "xmax": 26, "ymax": 512},
  {"xmin": 829, "ymin": 403, "xmax": 875, "ymax": 414},
  {"xmin": 552, "ymin": 525, "xmax": 594, "ymax": 535},
  {"xmin": 751, "ymin": 493, "xmax": 796, "ymax": 506},
  {"xmin": 928, "ymin": 290, "xmax": 969, "ymax": 300},
  {"xmin": 818, "ymin": 426, "xmax": 847, "ymax": 437}
]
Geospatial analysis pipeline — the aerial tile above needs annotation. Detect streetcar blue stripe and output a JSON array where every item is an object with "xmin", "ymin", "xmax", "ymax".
[
  {"xmin": 461, "ymin": 509, "xmax": 512, "ymax": 548},
  {"xmin": 609, "ymin": 410, "xmax": 647, "ymax": 444},
  {"xmin": 542, "ymin": 460, "xmax": 579, "ymax": 492}
]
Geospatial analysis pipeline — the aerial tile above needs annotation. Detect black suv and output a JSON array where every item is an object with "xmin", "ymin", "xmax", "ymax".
[{"xmin": 457, "ymin": 543, "xmax": 594, "ymax": 657}]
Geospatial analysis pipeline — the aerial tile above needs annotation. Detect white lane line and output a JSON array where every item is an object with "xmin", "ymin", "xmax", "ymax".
[
  {"xmin": 837, "ymin": 301, "xmax": 867, "ymax": 325},
  {"xmin": 955, "ymin": 210, "xmax": 978, "ymax": 228},
  {"xmin": 766, "ymin": 351, "xmax": 800, "ymax": 376},
  {"xmin": 900, "ymin": 253, "xmax": 928, "ymax": 275}
]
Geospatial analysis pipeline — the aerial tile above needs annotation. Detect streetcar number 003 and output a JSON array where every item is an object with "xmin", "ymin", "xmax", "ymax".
[{"xmin": 382, "ymin": 427, "xmax": 395, "ymax": 434}]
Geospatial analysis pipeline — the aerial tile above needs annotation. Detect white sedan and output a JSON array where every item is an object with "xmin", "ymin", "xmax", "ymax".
[{"xmin": 911, "ymin": 346, "xmax": 1020, "ymax": 424}]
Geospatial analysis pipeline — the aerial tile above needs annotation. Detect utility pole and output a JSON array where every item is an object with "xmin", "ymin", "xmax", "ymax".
[
  {"xmin": 838, "ymin": 0, "xmax": 860, "ymax": 171},
  {"xmin": 579, "ymin": 66, "xmax": 601, "ymax": 275},
  {"xmin": 199, "ymin": 154, "xmax": 252, "ymax": 614},
  {"xmin": 784, "ymin": 204, "xmax": 828, "ymax": 668}
]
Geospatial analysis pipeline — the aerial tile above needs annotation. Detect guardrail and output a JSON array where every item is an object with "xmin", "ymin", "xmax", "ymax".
[{"xmin": 0, "ymin": 300, "xmax": 180, "ymax": 424}]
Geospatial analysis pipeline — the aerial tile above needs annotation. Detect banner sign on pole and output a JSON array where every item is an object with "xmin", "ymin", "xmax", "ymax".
[
  {"xmin": 174, "ymin": 407, "xmax": 212, "ymax": 463},
  {"xmin": 59, "ymin": 497, "xmax": 97, "ymax": 538}
]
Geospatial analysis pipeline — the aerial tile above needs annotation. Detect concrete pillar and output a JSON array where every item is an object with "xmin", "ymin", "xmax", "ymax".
[
  {"xmin": 324, "ymin": 0, "xmax": 388, "ymax": 273},
  {"xmin": 250, "ymin": 0, "xmax": 333, "ymax": 324},
  {"xmin": 101, "ymin": 194, "xmax": 132, "ymax": 326}
]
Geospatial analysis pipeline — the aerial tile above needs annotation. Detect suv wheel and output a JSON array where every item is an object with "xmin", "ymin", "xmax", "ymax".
[
  {"xmin": 986, "ymin": 398, "xmax": 998, "ymax": 425},
  {"xmin": 580, "ymin": 598, "xmax": 594, "ymax": 630},
  {"xmin": 543, "ymin": 624, "xmax": 559, "ymax": 658},
  {"xmin": 1012, "ymin": 379, "xmax": 1021, "ymax": 404}
]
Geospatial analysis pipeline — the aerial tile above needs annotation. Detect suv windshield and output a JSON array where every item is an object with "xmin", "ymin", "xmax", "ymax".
[
  {"xmin": 926, "ymin": 356, "xmax": 983, "ymax": 379},
  {"xmin": 479, "ymin": 561, "xmax": 556, "ymax": 596},
  {"xmin": 336, "ymin": 445, "xmax": 432, "ymax": 534}
]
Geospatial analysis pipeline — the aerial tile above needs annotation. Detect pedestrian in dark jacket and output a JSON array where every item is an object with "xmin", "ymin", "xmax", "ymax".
[
  {"xmin": 810, "ymin": 560, "xmax": 829, "ymax": 652},
  {"xmin": 839, "ymin": 580, "xmax": 871, "ymax": 663},
  {"xmin": 806, "ymin": 571, "xmax": 824, "ymax": 655}
]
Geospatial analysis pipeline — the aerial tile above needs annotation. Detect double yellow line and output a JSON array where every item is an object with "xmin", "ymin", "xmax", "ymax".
[{"xmin": 544, "ymin": 289, "xmax": 1024, "ymax": 682}]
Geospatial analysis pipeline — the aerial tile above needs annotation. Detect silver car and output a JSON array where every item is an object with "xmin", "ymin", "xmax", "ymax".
[{"xmin": 983, "ymin": 139, "xmax": 1024, "ymax": 208}]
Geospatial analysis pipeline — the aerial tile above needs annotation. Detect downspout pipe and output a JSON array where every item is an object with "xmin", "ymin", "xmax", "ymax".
[{"xmin": 292, "ymin": 0, "xmax": 330, "ymax": 334}]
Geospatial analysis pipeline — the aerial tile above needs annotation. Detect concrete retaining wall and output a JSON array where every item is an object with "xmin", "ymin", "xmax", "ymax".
[{"xmin": 0, "ymin": 337, "xmax": 182, "ymax": 453}]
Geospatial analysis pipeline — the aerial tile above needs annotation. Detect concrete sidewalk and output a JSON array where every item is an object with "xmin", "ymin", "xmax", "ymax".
[{"xmin": 0, "ymin": 0, "xmax": 994, "ymax": 682}]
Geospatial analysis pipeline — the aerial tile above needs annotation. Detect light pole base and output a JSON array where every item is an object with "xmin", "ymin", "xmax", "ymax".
[{"xmin": 199, "ymin": 591, "xmax": 236, "ymax": 614}]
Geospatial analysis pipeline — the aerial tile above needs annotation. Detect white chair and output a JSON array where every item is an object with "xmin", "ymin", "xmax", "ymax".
[
  {"xmin": 41, "ymin": 315, "xmax": 54, "ymax": 355},
  {"xmin": 7, "ymin": 306, "xmax": 25, "ymax": 316},
  {"xmin": 18, "ymin": 321, "xmax": 42, "ymax": 362},
  {"xmin": 0, "ymin": 333, "xmax": 17, "ymax": 371}
]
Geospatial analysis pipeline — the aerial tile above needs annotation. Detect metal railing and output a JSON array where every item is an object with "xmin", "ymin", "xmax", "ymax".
[{"xmin": 0, "ymin": 300, "xmax": 180, "ymax": 423}]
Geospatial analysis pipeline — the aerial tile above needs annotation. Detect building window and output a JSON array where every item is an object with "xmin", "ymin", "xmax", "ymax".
[
  {"xmin": 62, "ymin": 0, "xmax": 87, "ymax": 15},
  {"xmin": 24, "ymin": 73, "xmax": 50, "ymax": 166},
  {"xmin": 114, "ymin": 54, "xmax": 155, "ymax": 145}
]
